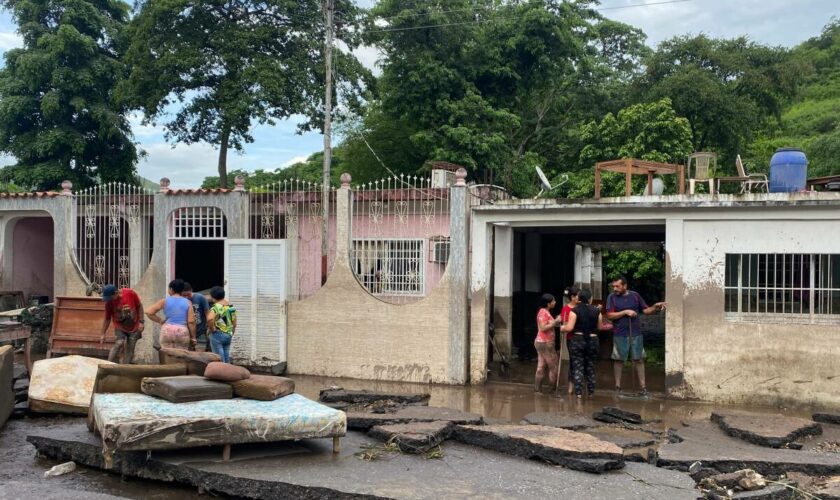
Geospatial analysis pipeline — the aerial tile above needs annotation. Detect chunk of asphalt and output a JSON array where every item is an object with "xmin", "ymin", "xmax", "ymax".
[
  {"xmin": 730, "ymin": 484, "xmax": 792, "ymax": 499},
  {"xmin": 521, "ymin": 412, "xmax": 601, "ymax": 431},
  {"xmin": 318, "ymin": 388, "xmax": 431, "ymax": 406},
  {"xmin": 813, "ymin": 413, "xmax": 840, "ymax": 425},
  {"xmin": 368, "ymin": 421, "xmax": 453, "ymax": 454},
  {"xmin": 657, "ymin": 420, "xmax": 840, "ymax": 477},
  {"xmin": 581, "ymin": 427, "xmax": 657, "ymax": 449},
  {"xmin": 347, "ymin": 406, "xmax": 483, "ymax": 431},
  {"xmin": 593, "ymin": 412, "xmax": 628, "ymax": 425},
  {"xmin": 711, "ymin": 411, "xmax": 823, "ymax": 449},
  {"xmin": 600, "ymin": 407, "xmax": 645, "ymax": 425},
  {"xmin": 452, "ymin": 424, "xmax": 625, "ymax": 474}
]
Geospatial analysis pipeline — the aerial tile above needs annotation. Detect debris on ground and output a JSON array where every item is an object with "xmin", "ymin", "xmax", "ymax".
[
  {"xmin": 20, "ymin": 304, "xmax": 53, "ymax": 355},
  {"xmin": 347, "ymin": 405, "xmax": 483, "ymax": 431},
  {"xmin": 368, "ymin": 421, "xmax": 453, "ymax": 454},
  {"xmin": 318, "ymin": 388, "xmax": 431, "ymax": 406},
  {"xmin": 453, "ymin": 424, "xmax": 625, "ymax": 473},
  {"xmin": 44, "ymin": 461, "xmax": 76, "ymax": 477},
  {"xmin": 813, "ymin": 413, "xmax": 840, "ymax": 425},
  {"xmin": 711, "ymin": 411, "xmax": 823, "ymax": 449},
  {"xmin": 521, "ymin": 412, "xmax": 601, "ymax": 430}
]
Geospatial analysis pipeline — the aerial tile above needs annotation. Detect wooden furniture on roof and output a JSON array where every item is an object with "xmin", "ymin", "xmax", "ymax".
[
  {"xmin": 807, "ymin": 174, "xmax": 840, "ymax": 191},
  {"xmin": 594, "ymin": 159, "xmax": 685, "ymax": 200},
  {"xmin": 715, "ymin": 155, "xmax": 768, "ymax": 194}
]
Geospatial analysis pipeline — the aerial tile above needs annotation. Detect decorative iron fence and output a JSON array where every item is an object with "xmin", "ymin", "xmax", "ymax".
[
  {"xmin": 247, "ymin": 179, "xmax": 335, "ymax": 300},
  {"xmin": 350, "ymin": 175, "xmax": 451, "ymax": 304},
  {"xmin": 74, "ymin": 182, "xmax": 155, "ymax": 289}
]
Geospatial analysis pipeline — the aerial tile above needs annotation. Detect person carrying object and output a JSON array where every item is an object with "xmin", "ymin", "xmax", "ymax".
[
  {"xmin": 207, "ymin": 286, "xmax": 237, "ymax": 363},
  {"xmin": 145, "ymin": 279, "xmax": 196, "ymax": 350},
  {"xmin": 605, "ymin": 276, "xmax": 666, "ymax": 398},
  {"xmin": 561, "ymin": 288, "xmax": 608, "ymax": 398},
  {"xmin": 99, "ymin": 284, "xmax": 144, "ymax": 364}
]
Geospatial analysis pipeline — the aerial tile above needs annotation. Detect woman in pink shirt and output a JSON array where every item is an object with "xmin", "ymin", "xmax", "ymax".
[{"xmin": 535, "ymin": 293, "xmax": 561, "ymax": 393}]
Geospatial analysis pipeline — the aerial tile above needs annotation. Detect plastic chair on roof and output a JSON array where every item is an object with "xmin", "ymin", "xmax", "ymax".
[{"xmin": 687, "ymin": 152, "xmax": 717, "ymax": 195}]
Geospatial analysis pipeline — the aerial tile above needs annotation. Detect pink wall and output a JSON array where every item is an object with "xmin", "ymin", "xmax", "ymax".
[
  {"xmin": 296, "ymin": 214, "xmax": 337, "ymax": 299},
  {"xmin": 13, "ymin": 217, "xmax": 54, "ymax": 300}
]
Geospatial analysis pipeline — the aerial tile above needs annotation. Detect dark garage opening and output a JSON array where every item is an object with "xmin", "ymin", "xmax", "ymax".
[{"xmin": 174, "ymin": 240, "xmax": 224, "ymax": 293}]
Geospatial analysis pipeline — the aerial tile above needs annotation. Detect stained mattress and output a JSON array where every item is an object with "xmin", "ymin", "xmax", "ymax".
[{"xmin": 92, "ymin": 393, "xmax": 346, "ymax": 457}]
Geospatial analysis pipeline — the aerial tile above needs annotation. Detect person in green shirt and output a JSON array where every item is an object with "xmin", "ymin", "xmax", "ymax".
[{"xmin": 207, "ymin": 286, "xmax": 236, "ymax": 363}]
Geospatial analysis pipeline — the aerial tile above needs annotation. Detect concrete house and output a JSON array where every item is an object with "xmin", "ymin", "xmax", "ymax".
[{"xmin": 0, "ymin": 172, "xmax": 838, "ymax": 408}]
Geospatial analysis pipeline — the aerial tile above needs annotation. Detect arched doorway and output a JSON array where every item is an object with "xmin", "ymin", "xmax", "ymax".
[{"xmin": 7, "ymin": 216, "xmax": 54, "ymax": 303}]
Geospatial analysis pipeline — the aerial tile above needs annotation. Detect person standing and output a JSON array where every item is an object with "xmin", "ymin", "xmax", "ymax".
[
  {"xmin": 534, "ymin": 293, "xmax": 561, "ymax": 393},
  {"xmin": 562, "ymin": 289, "xmax": 606, "ymax": 398},
  {"xmin": 207, "ymin": 286, "xmax": 237, "ymax": 363},
  {"xmin": 145, "ymin": 279, "xmax": 196, "ymax": 350},
  {"xmin": 99, "ymin": 284, "xmax": 144, "ymax": 364},
  {"xmin": 183, "ymin": 282, "xmax": 209, "ymax": 351},
  {"xmin": 605, "ymin": 277, "xmax": 666, "ymax": 398},
  {"xmin": 559, "ymin": 286, "xmax": 577, "ymax": 396}
]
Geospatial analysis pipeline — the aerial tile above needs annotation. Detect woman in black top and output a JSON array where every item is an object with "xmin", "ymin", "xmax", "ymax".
[{"xmin": 561, "ymin": 289, "xmax": 607, "ymax": 398}]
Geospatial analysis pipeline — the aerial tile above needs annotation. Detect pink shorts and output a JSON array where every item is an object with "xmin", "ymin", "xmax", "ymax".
[{"xmin": 160, "ymin": 323, "xmax": 191, "ymax": 350}]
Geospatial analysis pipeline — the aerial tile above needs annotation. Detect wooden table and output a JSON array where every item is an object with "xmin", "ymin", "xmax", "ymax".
[
  {"xmin": 807, "ymin": 175, "xmax": 840, "ymax": 191},
  {"xmin": 594, "ymin": 159, "xmax": 685, "ymax": 199},
  {"xmin": 0, "ymin": 321, "xmax": 32, "ymax": 375}
]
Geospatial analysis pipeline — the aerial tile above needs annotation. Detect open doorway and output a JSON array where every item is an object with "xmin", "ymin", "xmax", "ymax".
[
  {"xmin": 493, "ymin": 224, "xmax": 667, "ymax": 394},
  {"xmin": 167, "ymin": 207, "xmax": 227, "ymax": 294}
]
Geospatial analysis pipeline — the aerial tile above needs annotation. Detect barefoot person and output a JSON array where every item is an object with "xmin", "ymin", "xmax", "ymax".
[
  {"xmin": 534, "ymin": 293, "xmax": 561, "ymax": 393},
  {"xmin": 562, "ymin": 289, "xmax": 607, "ymax": 398},
  {"xmin": 605, "ymin": 277, "xmax": 666, "ymax": 398},
  {"xmin": 99, "ymin": 284, "xmax": 144, "ymax": 364},
  {"xmin": 145, "ymin": 279, "xmax": 196, "ymax": 350}
]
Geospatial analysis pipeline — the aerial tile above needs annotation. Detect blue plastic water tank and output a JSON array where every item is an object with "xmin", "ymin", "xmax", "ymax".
[{"xmin": 769, "ymin": 147, "xmax": 808, "ymax": 193}]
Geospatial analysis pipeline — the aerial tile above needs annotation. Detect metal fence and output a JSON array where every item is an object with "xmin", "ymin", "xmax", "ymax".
[
  {"xmin": 350, "ymin": 175, "xmax": 451, "ymax": 304},
  {"xmin": 74, "ymin": 182, "xmax": 155, "ymax": 289},
  {"xmin": 247, "ymin": 179, "xmax": 335, "ymax": 300}
]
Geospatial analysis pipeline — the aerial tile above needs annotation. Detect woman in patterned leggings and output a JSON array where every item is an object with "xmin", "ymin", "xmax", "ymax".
[{"xmin": 561, "ymin": 289, "xmax": 606, "ymax": 398}]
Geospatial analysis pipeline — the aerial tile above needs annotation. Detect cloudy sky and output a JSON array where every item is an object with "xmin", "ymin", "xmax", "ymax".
[{"xmin": 0, "ymin": 0, "xmax": 837, "ymax": 187}]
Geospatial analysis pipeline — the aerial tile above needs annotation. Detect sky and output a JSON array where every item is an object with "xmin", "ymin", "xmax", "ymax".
[{"xmin": 0, "ymin": 0, "xmax": 838, "ymax": 187}]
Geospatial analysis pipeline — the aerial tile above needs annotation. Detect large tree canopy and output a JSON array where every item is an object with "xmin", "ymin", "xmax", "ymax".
[
  {"xmin": 0, "ymin": 0, "xmax": 137, "ymax": 190},
  {"xmin": 121, "ymin": 0, "xmax": 370, "ymax": 188}
]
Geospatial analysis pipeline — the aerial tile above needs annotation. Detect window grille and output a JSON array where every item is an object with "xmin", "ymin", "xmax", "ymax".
[
  {"xmin": 169, "ymin": 207, "xmax": 227, "ymax": 239},
  {"xmin": 724, "ymin": 253, "xmax": 840, "ymax": 322},
  {"xmin": 352, "ymin": 239, "xmax": 424, "ymax": 296}
]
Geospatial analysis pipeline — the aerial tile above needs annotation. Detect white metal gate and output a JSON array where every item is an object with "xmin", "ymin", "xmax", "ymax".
[{"xmin": 224, "ymin": 239, "xmax": 288, "ymax": 366}]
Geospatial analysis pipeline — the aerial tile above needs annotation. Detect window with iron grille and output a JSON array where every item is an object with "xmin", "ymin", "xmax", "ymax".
[
  {"xmin": 724, "ymin": 253, "xmax": 840, "ymax": 323},
  {"xmin": 352, "ymin": 239, "xmax": 424, "ymax": 296}
]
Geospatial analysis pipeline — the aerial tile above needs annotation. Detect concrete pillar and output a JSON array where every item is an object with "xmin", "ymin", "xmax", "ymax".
[
  {"xmin": 335, "ymin": 174, "xmax": 352, "ymax": 267},
  {"xmin": 664, "ymin": 218, "xmax": 686, "ymax": 396},
  {"xmin": 573, "ymin": 244, "xmax": 583, "ymax": 288},
  {"xmin": 581, "ymin": 245, "xmax": 593, "ymax": 291},
  {"xmin": 492, "ymin": 225, "xmax": 513, "ymax": 359},
  {"xmin": 53, "ymin": 186, "xmax": 75, "ymax": 297},
  {"xmin": 592, "ymin": 249, "xmax": 603, "ymax": 301},
  {"xmin": 447, "ymin": 169, "xmax": 470, "ymax": 384}
]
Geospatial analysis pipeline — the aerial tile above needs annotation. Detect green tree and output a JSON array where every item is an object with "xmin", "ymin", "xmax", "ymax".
[
  {"xmin": 639, "ymin": 35, "xmax": 803, "ymax": 172},
  {"xmin": 0, "ymin": 0, "xmax": 138, "ymax": 190},
  {"xmin": 121, "ymin": 0, "xmax": 370, "ymax": 188}
]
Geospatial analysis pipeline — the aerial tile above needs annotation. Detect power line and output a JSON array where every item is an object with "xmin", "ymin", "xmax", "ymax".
[{"xmin": 365, "ymin": 0, "xmax": 692, "ymax": 34}]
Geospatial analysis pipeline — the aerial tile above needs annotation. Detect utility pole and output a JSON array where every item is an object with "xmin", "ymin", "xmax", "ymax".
[{"xmin": 321, "ymin": 0, "xmax": 334, "ymax": 284}]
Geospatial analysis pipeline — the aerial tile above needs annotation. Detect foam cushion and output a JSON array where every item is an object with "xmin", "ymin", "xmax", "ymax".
[
  {"xmin": 141, "ymin": 375, "xmax": 233, "ymax": 403},
  {"xmin": 231, "ymin": 374, "xmax": 295, "ymax": 401},
  {"xmin": 203, "ymin": 362, "xmax": 250, "ymax": 382},
  {"xmin": 158, "ymin": 347, "xmax": 220, "ymax": 376}
]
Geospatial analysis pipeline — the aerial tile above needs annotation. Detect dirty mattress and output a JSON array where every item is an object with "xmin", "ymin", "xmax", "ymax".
[{"xmin": 92, "ymin": 393, "xmax": 346, "ymax": 456}]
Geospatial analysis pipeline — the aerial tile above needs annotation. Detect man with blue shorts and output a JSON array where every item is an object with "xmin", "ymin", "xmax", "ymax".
[{"xmin": 606, "ymin": 277, "xmax": 666, "ymax": 398}]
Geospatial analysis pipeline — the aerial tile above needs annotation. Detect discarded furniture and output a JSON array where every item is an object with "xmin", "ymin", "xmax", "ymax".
[
  {"xmin": 807, "ymin": 174, "xmax": 840, "ymax": 191},
  {"xmin": 687, "ymin": 152, "xmax": 717, "ymax": 194},
  {"xmin": 0, "ymin": 322, "xmax": 32, "ymax": 375},
  {"xmin": 594, "ymin": 159, "xmax": 685, "ymax": 199},
  {"xmin": 48, "ymin": 296, "xmax": 115, "ymax": 359},
  {"xmin": 715, "ymin": 155, "xmax": 769, "ymax": 194},
  {"xmin": 29, "ymin": 355, "xmax": 113, "ymax": 414},
  {"xmin": 0, "ymin": 345, "xmax": 12, "ymax": 427},
  {"xmin": 91, "ymin": 392, "xmax": 346, "ymax": 467},
  {"xmin": 140, "ymin": 375, "xmax": 234, "ymax": 403},
  {"xmin": 0, "ymin": 291, "xmax": 26, "ymax": 312}
]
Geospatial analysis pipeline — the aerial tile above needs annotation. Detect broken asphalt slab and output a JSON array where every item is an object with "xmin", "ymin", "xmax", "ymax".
[
  {"xmin": 318, "ymin": 388, "xmax": 430, "ymax": 406},
  {"xmin": 26, "ymin": 421, "xmax": 699, "ymax": 499},
  {"xmin": 453, "ymin": 424, "xmax": 625, "ymax": 474},
  {"xmin": 711, "ymin": 411, "xmax": 822, "ymax": 448},
  {"xmin": 347, "ymin": 406, "xmax": 483, "ymax": 431},
  {"xmin": 581, "ymin": 426, "xmax": 658, "ymax": 449},
  {"xmin": 814, "ymin": 413, "xmax": 840, "ymax": 425},
  {"xmin": 657, "ymin": 420, "xmax": 840, "ymax": 476},
  {"xmin": 367, "ymin": 421, "xmax": 452, "ymax": 454},
  {"xmin": 521, "ymin": 412, "xmax": 601, "ymax": 430}
]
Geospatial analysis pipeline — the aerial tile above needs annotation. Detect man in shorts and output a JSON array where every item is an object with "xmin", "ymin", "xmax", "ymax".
[
  {"xmin": 605, "ymin": 277, "xmax": 666, "ymax": 397},
  {"xmin": 99, "ymin": 284, "xmax": 145, "ymax": 363}
]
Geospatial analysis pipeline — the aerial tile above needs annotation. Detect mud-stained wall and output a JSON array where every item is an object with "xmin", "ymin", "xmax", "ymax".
[
  {"xmin": 11, "ymin": 217, "xmax": 54, "ymax": 299},
  {"xmin": 667, "ymin": 218, "xmax": 840, "ymax": 407}
]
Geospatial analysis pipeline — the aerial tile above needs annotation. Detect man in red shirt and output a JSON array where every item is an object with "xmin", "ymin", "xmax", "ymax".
[{"xmin": 99, "ymin": 284, "xmax": 145, "ymax": 364}]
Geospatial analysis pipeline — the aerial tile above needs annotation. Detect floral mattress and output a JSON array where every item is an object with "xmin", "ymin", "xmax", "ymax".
[{"xmin": 92, "ymin": 392, "xmax": 346, "ymax": 458}]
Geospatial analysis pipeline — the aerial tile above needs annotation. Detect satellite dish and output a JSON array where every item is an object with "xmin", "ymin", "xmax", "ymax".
[{"xmin": 535, "ymin": 166, "xmax": 569, "ymax": 198}]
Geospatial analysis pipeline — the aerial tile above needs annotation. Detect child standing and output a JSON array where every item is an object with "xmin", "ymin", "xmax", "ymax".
[{"xmin": 207, "ymin": 286, "xmax": 237, "ymax": 363}]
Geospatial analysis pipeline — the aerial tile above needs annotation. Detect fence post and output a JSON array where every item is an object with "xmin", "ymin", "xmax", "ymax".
[
  {"xmin": 448, "ymin": 168, "xmax": 470, "ymax": 384},
  {"xmin": 334, "ymin": 173, "xmax": 352, "ymax": 268}
]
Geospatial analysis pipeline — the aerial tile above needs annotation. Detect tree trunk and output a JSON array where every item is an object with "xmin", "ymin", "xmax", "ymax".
[{"xmin": 218, "ymin": 124, "xmax": 231, "ymax": 189}]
